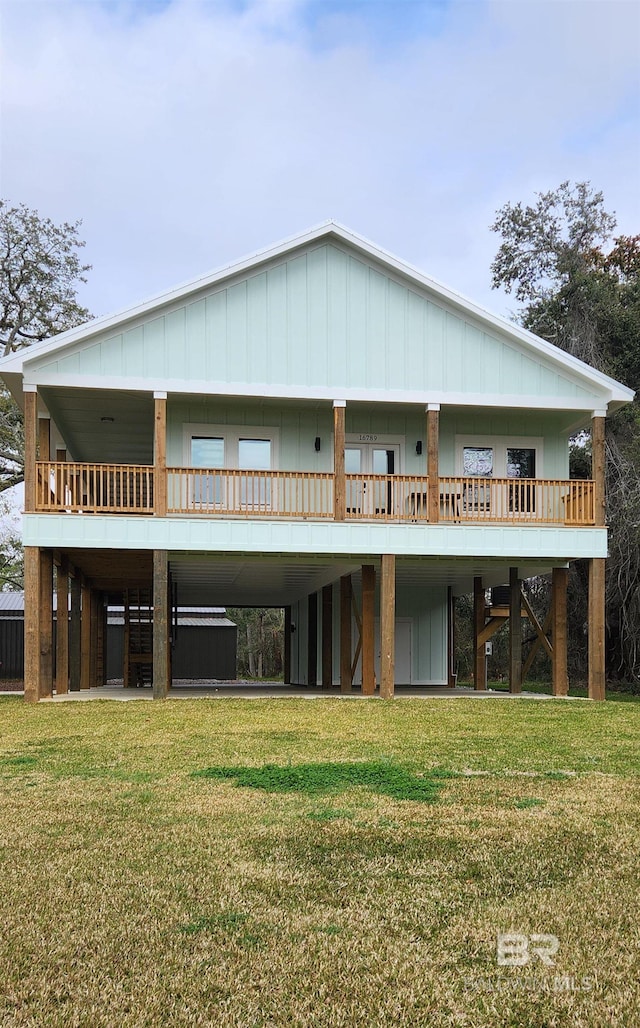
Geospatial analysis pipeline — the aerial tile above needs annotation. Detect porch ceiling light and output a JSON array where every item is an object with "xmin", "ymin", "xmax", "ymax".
[
  {"xmin": 314, "ymin": 437, "xmax": 321, "ymax": 452},
  {"xmin": 101, "ymin": 416, "xmax": 115, "ymax": 423}
]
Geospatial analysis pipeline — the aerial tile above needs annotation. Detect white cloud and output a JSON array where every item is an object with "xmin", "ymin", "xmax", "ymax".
[{"xmin": 1, "ymin": 0, "xmax": 638, "ymax": 320}]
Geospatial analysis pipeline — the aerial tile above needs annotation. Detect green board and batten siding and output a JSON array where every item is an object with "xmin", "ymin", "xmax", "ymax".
[
  {"xmin": 167, "ymin": 398, "xmax": 570, "ymax": 478},
  {"xmin": 30, "ymin": 244, "xmax": 603, "ymax": 406}
]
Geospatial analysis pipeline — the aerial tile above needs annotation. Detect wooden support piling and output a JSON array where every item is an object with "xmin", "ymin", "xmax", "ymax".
[
  {"xmin": 55, "ymin": 559, "xmax": 69, "ymax": 695},
  {"xmin": 552, "ymin": 567, "xmax": 569, "ymax": 696},
  {"xmin": 473, "ymin": 577, "xmax": 486, "ymax": 690},
  {"xmin": 80, "ymin": 580, "xmax": 91, "ymax": 690},
  {"xmin": 307, "ymin": 592, "xmax": 318, "ymax": 687},
  {"xmin": 24, "ymin": 547, "xmax": 41, "ymax": 702},
  {"xmin": 361, "ymin": 565, "xmax": 375, "ymax": 695},
  {"xmin": 380, "ymin": 554, "xmax": 395, "ymax": 698},
  {"xmin": 321, "ymin": 585, "xmax": 333, "ymax": 689},
  {"xmin": 588, "ymin": 557, "xmax": 606, "ymax": 701},
  {"xmin": 153, "ymin": 550, "xmax": 169, "ymax": 699},
  {"xmin": 70, "ymin": 573, "xmax": 82, "ymax": 691},
  {"xmin": 509, "ymin": 567, "xmax": 522, "ymax": 694},
  {"xmin": 339, "ymin": 574, "xmax": 352, "ymax": 692}
]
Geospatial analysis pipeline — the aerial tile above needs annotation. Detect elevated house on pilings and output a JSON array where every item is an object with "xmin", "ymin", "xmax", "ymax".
[{"xmin": 0, "ymin": 222, "xmax": 634, "ymax": 701}]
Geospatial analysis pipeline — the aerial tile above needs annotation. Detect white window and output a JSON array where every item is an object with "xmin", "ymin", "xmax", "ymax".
[
  {"xmin": 183, "ymin": 424, "xmax": 279, "ymax": 469},
  {"xmin": 183, "ymin": 424, "xmax": 279, "ymax": 511},
  {"xmin": 456, "ymin": 436, "xmax": 543, "ymax": 478},
  {"xmin": 456, "ymin": 436, "xmax": 543, "ymax": 516}
]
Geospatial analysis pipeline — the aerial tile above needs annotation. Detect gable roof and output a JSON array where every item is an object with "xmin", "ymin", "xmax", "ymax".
[{"xmin": 0, "ymin": 221, "xmax": 633, "ymax": 410}]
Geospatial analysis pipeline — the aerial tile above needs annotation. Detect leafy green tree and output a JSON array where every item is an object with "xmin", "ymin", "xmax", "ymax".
[
  {"xmin": 0, "ymin": 199, "xmax": 92, "ymax": 490},
  {"xmin": 228, "ymin": 607, "xmax": 284, "ymax": 680},
  {"xmin": 0, "ymin": 495, "xmax": 23, "ymax": 590},
  {"xmin": 491, "ymin": 181, "xmax": 640, "ymax": 682}
]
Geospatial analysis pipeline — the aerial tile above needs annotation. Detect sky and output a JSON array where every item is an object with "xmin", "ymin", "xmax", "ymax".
[{"xmin": 0, "ymin": 0, "xmax": 639, "ymax": 325}]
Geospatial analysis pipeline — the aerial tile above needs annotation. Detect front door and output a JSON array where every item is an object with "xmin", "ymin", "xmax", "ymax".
[{"xmin": 345, "ymin": 443, "xmax": 399, "ymax": 516}]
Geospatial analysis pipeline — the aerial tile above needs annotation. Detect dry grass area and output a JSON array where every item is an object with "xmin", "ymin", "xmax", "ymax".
[{"xmin": 0, "ymin": 695, "xmax": 639, "ymax": 1027}]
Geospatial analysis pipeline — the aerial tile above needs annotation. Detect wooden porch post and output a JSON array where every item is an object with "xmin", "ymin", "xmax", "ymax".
[
  {"xmin": 473, "ymin": 576, "xmax": 486, "ymax": 691},
  {"xmin": 89, "ymin": 590, "xmax": 100, "ymax": 687},
  {"xmin": 284, "ymin": 606, "xmax": 292, "ymax": 685},
  {"xmin": 321, "ymin": 585, "xmax": 333, "ymax": 689},
  {"xmin": 24, "ymin": 388, "xmax": 38, "ymax": 513},
  {"xmin": 380, "ymin": 554, "xmax": 395, "ymax": 699},
  {"xmin": 307, "ymin": 593, "xmax": 318, "ymax": 687},
  {"xmin": 24, "ymin": 547, "xmax": 41, "ymax": 702},
  {"xmin": 69, "ymin": 573, "xmax": 82, "ymax": 692},
  {"xmin": 38, "ymin": 549, "xmax": 54, "ymax": 698},
  {"xmin": 154, "ymin": 392, "xmax": 167, "ymax": 517},
  {"xmin": 80, "ymin": 580, "xmax": 91, "ymax": 690},
  {"xmin": 427, "ymin": 404, "xmax": 440, "ymax": 524},
  {"xmin": 55, "ymin": 558, "xmax": 69, "ymax": 695},
  {"xmin": 153, "ymin": 550, "xmax": 170, "ymax": 699},
  {"xmin": 588, "ymin": 558, "xmax": 606, "ymax": 701},
  {"xmin": 333, "ymin": 401, "xmax": 346, "ymax": 521},
  {"xmin": 362, "ymin": 565, "xmax": 376, "ymax": 695},
  {"xmin": 339, "ymin": 574, "xmax": 352, "ymax": 692},
  {"xmin": 551, "ymin": 567, "xmax": 569, "ymax": 696},
  {"xmin": 509, "ymin": 567, "xmax": 522, "ymax": 694},
  {"xmin": 592, "ymin": 413, "xmax": 606, "ymax": 527},
  {"xmin": 447, "ymin": 586, "xmax": 456, "ymax": 687}
]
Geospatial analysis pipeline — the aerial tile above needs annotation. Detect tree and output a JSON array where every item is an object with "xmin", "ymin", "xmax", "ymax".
[
  {"xmin": 491, "ymin": 181, "xmax": 640, "ymax": 682},
  {"xmin": 0, "ymin": 200, "xmax": 92, "ymax": 490},
  {"xmin": 228, "ymin": 607, "xmax": 284, "ymax": 679},
  {"xmin": 0, "ymin": 495, "xmax": 23, "ymax": 590}
]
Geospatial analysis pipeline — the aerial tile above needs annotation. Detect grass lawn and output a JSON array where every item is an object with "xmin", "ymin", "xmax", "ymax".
[{"xmin": 0, "ymin": 695, "xmax": 639, "ymax": 1027}]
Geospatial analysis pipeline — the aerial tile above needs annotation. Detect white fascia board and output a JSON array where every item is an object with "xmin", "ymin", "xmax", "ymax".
[
  {"xmin": 21, "ymin": 371, "xmax": 615, "ymax": 413},
  {"xmin": 3, "ymin": 219, "xmax": 634, "ymax": 406}
]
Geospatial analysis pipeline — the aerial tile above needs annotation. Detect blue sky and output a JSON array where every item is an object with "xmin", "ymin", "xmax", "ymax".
[{"xmin": 1, "ymin": 0, "xmax": 638, "ymax": 322}]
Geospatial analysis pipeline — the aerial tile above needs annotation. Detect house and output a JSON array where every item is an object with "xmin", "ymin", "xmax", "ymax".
[{"xmin": 0, "ymin": 222, "xmax": 633, "ymax": 701}]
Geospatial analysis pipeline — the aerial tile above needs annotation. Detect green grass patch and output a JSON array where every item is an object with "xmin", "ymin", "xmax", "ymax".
[
  {"xmin": 0, "ymin": 696, "xmax": 639, "ymax": 1025},
  {"xmin": 192, "ymin": 759, "xmax": 454, "ymax": 802}
]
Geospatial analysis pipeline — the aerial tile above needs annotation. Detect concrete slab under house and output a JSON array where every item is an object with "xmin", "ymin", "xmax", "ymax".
[{"xmin": 0, "ymin": 221, "xmax": 633, "ymax": 701}]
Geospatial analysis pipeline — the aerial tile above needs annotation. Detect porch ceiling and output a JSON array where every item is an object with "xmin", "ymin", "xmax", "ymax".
[
  {"xmin": 40, "ymin": 386, "xmax": 154, "ymax": 464},
  {"xmin": 59, "ymin": 547, "xmax": 565, "ymax": 605},
  {"xmin": 166, "ymin": 552, "xmax": 564, "ymax": 607}
]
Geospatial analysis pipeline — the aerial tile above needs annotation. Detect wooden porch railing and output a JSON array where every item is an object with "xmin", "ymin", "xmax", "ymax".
[
  {"xmin": 35, "ymin": 461, "xmax": 154, "ymax": 514},
  {"xmin": 31, "ymin": 462, "xmax": 596, "ymax": 526},
  {"xmin": 345, "ymin": 475, "xmax": 430, "ymax": 521},
  {"xmin": 438, "ymin": 477, "xmax": 595, "ymax": 525},
  {"xmin": 167, "ymin": 468, "xmax": 334, "ymax": 517}
]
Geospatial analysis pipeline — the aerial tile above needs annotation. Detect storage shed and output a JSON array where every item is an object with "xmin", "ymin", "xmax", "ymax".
[{"xmin": 106, "ymin": 607, "xmax": 237, "ymax": 681}]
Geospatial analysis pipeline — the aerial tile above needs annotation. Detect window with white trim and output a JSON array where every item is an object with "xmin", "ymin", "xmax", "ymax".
[
  {"xmin": 456, "ymin": 436, "xmax": 543, "ymax": 478},
  {"xmin": 184, "ymin": 424, "xmax": 279, "ymax": 510}
]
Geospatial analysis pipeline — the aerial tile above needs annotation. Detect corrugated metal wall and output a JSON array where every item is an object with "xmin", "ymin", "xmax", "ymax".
[
  {"xmin": 0, "ymin": 619, "xmax": 24, "ymax": 678},
  {"xmin": 106, "ymin": 624, "xmax": 237, "ymax": 681}
]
